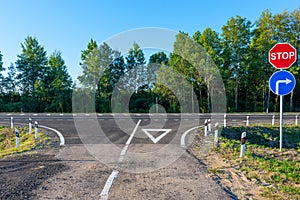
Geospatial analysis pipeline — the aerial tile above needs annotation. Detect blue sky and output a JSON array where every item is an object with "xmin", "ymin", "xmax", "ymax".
[{"xmin": 0, "ymin": 0, "xmax": 299, "ymax": 80}]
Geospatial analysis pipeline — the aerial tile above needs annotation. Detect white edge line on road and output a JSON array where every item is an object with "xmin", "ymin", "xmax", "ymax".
[
  {"xmin": 181, "ymin": 126, "xmax": 202, "ymax": 149},
  {"xmin": 100, "ymin": 119, "xmax": 141, "ymax": 200},
  {"xmin": 39, "ymin": 125, "xmax": 65, "ymax": 146}
]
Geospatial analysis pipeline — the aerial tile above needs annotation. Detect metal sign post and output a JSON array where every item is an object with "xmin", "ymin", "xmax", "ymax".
[
  {"xmin": 269, "ymin": 70, "xmax": 296, "ymax": 152},
  {"xmin": 279, "ymin": 95, "xmax": 283, "ymax": 152},
  {"xmin": 269, "ymin": 43, "xmax": 297, "ymax": 152}
]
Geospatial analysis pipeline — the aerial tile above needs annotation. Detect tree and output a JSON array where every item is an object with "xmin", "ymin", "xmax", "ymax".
[
  {"xmin": 284, "ymin": 7, "xmax": 300, "ymax": 112},
  {"xmin": 0, "ymin": 51, "xmax": 3, "ymax": 69},
  {"xmin": 193, "ymin": 28, "xmax": 222, "ymax": 112},
  {"xmin": 125, "ymin": 42, "xmax": 146, "ymax": 93},
  {"xmin": 271, "ymin": 10, "xmax": 300, "ymax": 112},
  {"xmin": 221, "ymin": 16, "xmax": 252, "ymax": 112},
  {"xmin": 249, "ymin": 10, "xmax": 276, "ymax": 112},
  {"xmin": 157, "ymin": 32, "xmax": 220, "ymax": 113},
  {"xmin": 126, "ymin": 42, "xmax": 146, "ymax": 71},
  {"xmin": 15, "ymin": 36, "xmax": 48, "ymax": 112},
  {"xmin": 2, "ymin": 63, "xmax": 21, "ymax": 112},
  {"xmin": 78, "ymin": 42, "xmax": 115, "ymax": 89},
  {"xmin": 4, "ymin": 63, "xmax": 18, "ymax": 93},
  {"xmin": 36, "ymin": 51, "xmax": 72, "ymax": 112},
  {"xmin": 98, "ymin": 51, "xmax": 125, "ymax": 112},
  {"xmin": 76, "ymin": 41, "xmax": 116, "ymax": 112},
  {"xmin": 0, "ymin": 51, "xmax": 4, "ymax": 93},
  {"xmin": 80, "ymin": 39, "xmax": 97, "ymax": 63},
  {"xmin": 149, "ymin": 51, "xmax": 168, "ymax": 65},
  {"xmin": 148, "ymin": 51, "xmax": 168, "ymax": 90}
]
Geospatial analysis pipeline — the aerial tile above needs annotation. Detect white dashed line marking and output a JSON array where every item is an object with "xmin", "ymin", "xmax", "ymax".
[
  {"xmin": 119, "ymin": 120, "xmax": 141, "ymax": 162},
  {"xmin": 100, "ymin": 120, "xmax": 141, "ymax": 200},
  {"xmin": 99, "ymin": 170, "xmax": 119, "ymax": 200}
]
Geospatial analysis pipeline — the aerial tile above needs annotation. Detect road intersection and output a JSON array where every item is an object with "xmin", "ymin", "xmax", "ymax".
[{"xmin": 0, "ymin": 113, "xmax": 299, "ymax": 199}]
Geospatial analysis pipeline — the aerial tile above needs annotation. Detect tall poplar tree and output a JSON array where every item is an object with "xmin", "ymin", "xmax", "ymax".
[
  {"xmin": 249, "ymin": 10, "xmax": 276, "ymax": 112},
  {"xmin": 221, "ymin": 16, "xmax": 252, "ymax": 112}
]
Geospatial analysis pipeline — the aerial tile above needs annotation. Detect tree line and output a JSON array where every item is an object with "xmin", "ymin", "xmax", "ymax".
[
  {"xmin": 0, "ymin": 36, "xmax": 72, "ymax": 112},
  {"xmin": 0, "ymin": 8, "xmax": 299, "ymax": 113}
]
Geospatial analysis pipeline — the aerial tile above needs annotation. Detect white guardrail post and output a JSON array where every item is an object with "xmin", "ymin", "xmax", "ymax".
[
  {"xmin": 224, "ymin": 114, "xmax": 227, "ymax": 128},
  {"xmin": 246, "ymin": 116, "xmax": 249, "ymax": 126},
  {"xmin": 35, "ymin": 121, "xmax": 38, "ymax": 139},
  {"xmin": 204, "ymin": 119, "xmax": 208, "ymax": 137},
  {"xmin": 240, "ymin": 132, "xmax": 247, "ymax": 157},
  {"xmin": 11, "ymin": 117, "xmax": 14, "ymax": 129},
  {"xmin": 15, "ymin": 128, "xmax": 20, "ymax": 148},
  {"xmin": 208, "ymin": 119, "xmax": 212, "ymax": 132},
  {"xmin": 214, "ymin": 122, "xmax": 219, "ymax": 147},
  {"xmin": 272, "ymin": 115, "xmax": 275, "ymax": 126},
  {"xmin": 29, "ymin": 118, "xmax": 32, "ymax": 134}
]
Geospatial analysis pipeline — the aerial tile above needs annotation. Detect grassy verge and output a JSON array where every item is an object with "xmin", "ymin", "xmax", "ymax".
[
  {"xmin": 193, "ymin": 125, "xmax": 300, "ymax": 200},
  {"xmin": 0, "ymin": 126, "xmax": 51, "ymax": 158}
]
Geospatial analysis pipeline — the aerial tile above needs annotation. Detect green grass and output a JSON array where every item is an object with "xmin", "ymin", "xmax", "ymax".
[
  {"xmin": 0, "ymin": 126, "xmax": 50, "ymax": 158},
  {"xmin": 211, "ymin": 125, "xmax": 300, "ymax": 200}
]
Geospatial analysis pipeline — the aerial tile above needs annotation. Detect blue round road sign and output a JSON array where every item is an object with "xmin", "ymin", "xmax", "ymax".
[{"xmin": 269, "ymin": 70, "xmax": 296, "ymax": 96}]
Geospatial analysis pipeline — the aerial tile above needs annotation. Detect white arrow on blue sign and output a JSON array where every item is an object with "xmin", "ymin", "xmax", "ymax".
[{"xmin": 269, "ymin": 70, "xmax": 296, "ymax": 96}]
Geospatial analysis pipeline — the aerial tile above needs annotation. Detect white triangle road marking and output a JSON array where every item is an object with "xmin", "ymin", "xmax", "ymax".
[{"xmin": 142, "ymin": 129, "xmax": 172, "ymax": 144}]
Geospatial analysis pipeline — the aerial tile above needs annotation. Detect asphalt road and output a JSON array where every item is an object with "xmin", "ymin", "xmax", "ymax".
[
  {"xmin": 0, "ymin": 113, "xmax": 299, "ymax": 145},
  {"xmin": 1, "ymin": 112, "xmax": 299, "ymax": 199}
]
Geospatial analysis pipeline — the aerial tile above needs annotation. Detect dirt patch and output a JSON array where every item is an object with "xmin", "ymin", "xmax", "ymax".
[
  {"xmin": 33, "ymin": 145, "xmax": 112, "ymax": 199},
  {"xmin": 0, "ymin": 141, "xmax": 112, "ymax": 199},
  {"xmin": 189, "ymin": 129, "xmax": 266, "ymax": 200},
  {"xmin": 0, "ymin": 154, "xmax": 67, "ymax": 199},
  {"xmin": 0, "ymin": 127, "xmax": 64, "ymax": 199},
  {"xmin": 199, "ymin": 152, "xmax": 266, "ymax": 200}
]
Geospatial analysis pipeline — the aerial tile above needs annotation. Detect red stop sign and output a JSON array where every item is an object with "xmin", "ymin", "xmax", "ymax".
[{"xmin": 269, "ymin": 43, "xmax": 297, "ymax": 69}]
